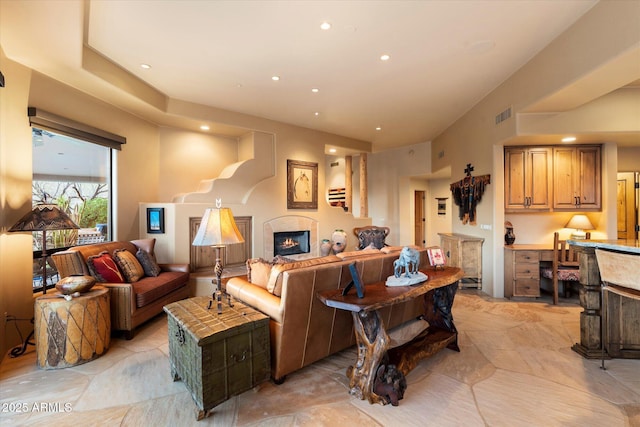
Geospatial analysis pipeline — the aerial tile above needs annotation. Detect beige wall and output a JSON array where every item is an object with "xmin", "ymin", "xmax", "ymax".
[
  {"xmin": 619, "ymin": 147, "xmax": 640, "ymax": 172},
  {"xmin": 432, "ymin": 1, "xmax": 639, "ymax": 298},
  {"xmin": 0, "ymin": 49, "xmax": 35, "ymax": 361}
]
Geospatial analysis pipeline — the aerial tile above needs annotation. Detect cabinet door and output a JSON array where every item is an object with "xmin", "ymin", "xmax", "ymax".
[
  {"xmin": 505, "ymin": 147, "xmax": 551, "ymax": 211},
  {"xmin": 553, "ymin": 146, "xmax": 601, "ymax": 210},
  {"xmin": 527, "ymin": 148, "xmax": 552, "ymax": 210},
  {"xmin": 505, "ymin": 148, "xmax": 527, "ymax": 210},
  {"xmin": 440, "ymin": 237, "xmax": 457, "ymax": 267},
  {"xmin": 576, "ymin": 146, "xmax": 601, "ymax": 209},
  {"xmin": 553, "ymin": 147, "xmax": 576, "ymax": 209}
]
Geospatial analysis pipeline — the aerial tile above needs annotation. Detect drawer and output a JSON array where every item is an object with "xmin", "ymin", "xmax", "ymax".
[
  {"xmin": 514, "ymin": 279, "xmax": 540, "ymax": 297},
  {"xmin": 515, "ymin": 251, "xmax": 540, "ymax": 263},
  {"xmin": 514, "ymin": 263, "xmax": 539, "ymax": 279}
]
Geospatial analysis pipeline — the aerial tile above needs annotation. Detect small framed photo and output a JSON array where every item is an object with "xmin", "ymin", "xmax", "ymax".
[
  {"xmin": 146, "ymin": 208, "xmax": 165, "ymax": 234},
  {"xmin": 342, "ymin": 262, "xmax": 365, "ymax": 298},
  {"xmin": 287, "ymin": 159, "xmax": 318, "ymax": 210},
  {"xmin": 427, "ymin": 247, "xmax": 446, "ymax": 268}
]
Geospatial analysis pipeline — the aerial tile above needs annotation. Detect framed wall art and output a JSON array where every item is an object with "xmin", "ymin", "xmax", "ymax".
[
  {"xmin": 287, "ymin": 159, "xmax": 318, "ymax": 209},
  {"xmin": 146, "ymin": 208, "xmax": 165, "ymax": 234}
]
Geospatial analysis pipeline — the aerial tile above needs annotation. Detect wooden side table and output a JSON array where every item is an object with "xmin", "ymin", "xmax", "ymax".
[{"xmin": 34, "ymin": 286, "xmax": 111, "ymax": 369}]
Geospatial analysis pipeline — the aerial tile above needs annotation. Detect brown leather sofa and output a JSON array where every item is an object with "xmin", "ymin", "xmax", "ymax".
[
  {"xmin": 52, "ymin": 239, "xmax": 189, "ymax": 339},
  {"xmin": 226, "ymin": 246, "xmax": 430, "ymax": 382}
]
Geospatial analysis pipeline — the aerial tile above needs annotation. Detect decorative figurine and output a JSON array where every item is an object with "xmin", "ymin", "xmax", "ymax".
[{"xmin": 386, "ymin": 246, "xmax": 427, "ymax": 287}]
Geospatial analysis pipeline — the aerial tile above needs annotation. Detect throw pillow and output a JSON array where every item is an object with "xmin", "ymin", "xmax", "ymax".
[
  {"xmin": 113, "ymin": 249, "xmax": 145, "ymax": 282},
  {"xmin": 136, "ymin": 248, "xmax": 162, "ymax": 277},
  {"xmin": 246, "ymin": 258, "xmax": 273, "ymax": 290},
  {"xmin": 87, "ymin": 251, "xmax": 125, "ymax": 283}
]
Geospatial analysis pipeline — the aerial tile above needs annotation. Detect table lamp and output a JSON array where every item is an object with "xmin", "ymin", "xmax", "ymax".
[
  {"xmin": 192, "ymin": 199, "xmax": 244, "ymax": 313},
  {"xmin": 9, "ymin": 203, "xmax": 80, "ymax": 294},
  {"xmin": 565, "ymin": 214, "xmax": 594, "ymax": 240}
]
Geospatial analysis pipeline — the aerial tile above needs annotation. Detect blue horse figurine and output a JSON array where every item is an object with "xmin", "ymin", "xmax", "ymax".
[{"xmin": 393, "ymin": 246, "xmax": 420, "ymax": 278}]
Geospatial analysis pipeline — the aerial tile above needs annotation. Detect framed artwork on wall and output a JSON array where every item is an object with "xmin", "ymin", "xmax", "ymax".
[
  {"xmin": 287, "ymin": 159, "xmax": 318, "ymax": 209},
  {"xmin": 147, "ymin": 208, "xmax": 165, "ymax": 234}
]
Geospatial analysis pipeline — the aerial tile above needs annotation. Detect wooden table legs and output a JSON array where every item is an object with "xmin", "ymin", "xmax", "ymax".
[{"xmin": 346, "ymin": 282, "xmax": 459, "ymax": 405}]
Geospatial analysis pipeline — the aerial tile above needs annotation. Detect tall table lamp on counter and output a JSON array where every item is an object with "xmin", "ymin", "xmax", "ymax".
[
  {"xmin": 565, "ymin": 214, "xmax": 594, "ymax": 240},
  {"xmin": 192, "ymin": 199, "xmax": 245, "ymax": 314},
  {"xmin": 8, "ymin": 202, "xmax": 80, "ymax": 357}
]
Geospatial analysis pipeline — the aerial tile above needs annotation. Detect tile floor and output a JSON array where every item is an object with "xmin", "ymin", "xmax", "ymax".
[{"xmin": 1, "ymin": 290, "xmax": 639, "ymax": 426}]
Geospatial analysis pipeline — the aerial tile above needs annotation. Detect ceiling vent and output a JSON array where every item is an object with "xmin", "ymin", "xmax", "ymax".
[{"xmin": 495, "ymin": 106, "xmax": 512, "ymax": 125}]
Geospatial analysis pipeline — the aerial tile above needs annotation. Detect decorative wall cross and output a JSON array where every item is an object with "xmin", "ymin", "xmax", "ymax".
[{"xmin": 450, "ymin": 163, "xmax": 490, "ymax": 225}]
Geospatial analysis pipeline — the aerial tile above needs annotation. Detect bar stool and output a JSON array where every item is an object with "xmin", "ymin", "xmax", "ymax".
[{"xmin": 595, "ymin": 249, "xmax": 640, "ymax": 370}]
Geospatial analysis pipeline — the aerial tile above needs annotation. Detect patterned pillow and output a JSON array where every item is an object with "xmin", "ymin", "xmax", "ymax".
[
  {"xmin": 113, "ymin": 249, "xmax": 145, "ymax": 282},
  {"xmin": 87, "ymin": 251, "xmax": 125, "ymax": 283},
  {"xmin": 136, "ymin": 248, "xmax": 162, "ymax": 277}
]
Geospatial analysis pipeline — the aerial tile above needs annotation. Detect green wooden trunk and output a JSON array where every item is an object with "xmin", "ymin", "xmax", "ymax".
[{"xmin": 164, "ymin": 296, "xmax": 270, "ymax": 420}]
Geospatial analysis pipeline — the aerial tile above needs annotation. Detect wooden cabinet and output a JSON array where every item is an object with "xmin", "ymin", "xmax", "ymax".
[
  {"xmin": 505, "ymin": 144, "xmax": 601, "ymax": 212},
  {"xmin": 553, "ymin": 145, "xmax": 601, "ymax": 210},
  {"xmin": 504, "ymin": 147, "xmax": 552, "ymax": 211},
  {"xmin": 504, "ymin": 247, "xmax": 542, "ymax": 298},
  {"xmin": 439, "ymin": 233, "xmax": 484, "ymax": 288}
]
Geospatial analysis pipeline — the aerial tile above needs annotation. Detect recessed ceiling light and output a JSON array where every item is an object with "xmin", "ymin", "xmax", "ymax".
[
  {"xmin": 272, "ymin": 76, "xmax": 280, "ymax": 81},
  {"xmin": 200, "ymin": 125, "xmax": 210, "ymax": 131},
  {"xmin": 329, "ymin": 148, "xmax": 337, "ymax": 153},
  {"xmin": 376, "ymin": 127, "xmax": 382, "ymax": 131},
  {"xmin": 320, "ymin": 22, "xmax": 331, "ymax": 30},
  {"xmin": 140, "ymin": 64, "xmax": 151, "ymax": 69},
  {"xmin": 314, "ymin": 112, "xmax": 320, "ymax": 117},
  {"xmin": 311, "ymin": 88, "xmax": 319, "ymax": 93},
  {"xmin": 380, "ymin": 54, "xmax": 390, "ymax": 61},
  {"xmin": 562, "ymin": 136, "xmax": 576, "ymax": 142}
]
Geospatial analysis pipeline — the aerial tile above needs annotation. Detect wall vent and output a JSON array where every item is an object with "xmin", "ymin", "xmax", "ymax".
[{"xmin": 495, "ymin": 106, "xmax": 512, "ymax": 125}]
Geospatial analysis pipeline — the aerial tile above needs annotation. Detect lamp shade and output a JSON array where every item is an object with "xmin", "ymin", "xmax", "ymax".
[
  {"xmin": 9, "ymin": 204, "xmax": 79, "ymax": 232},
  {"xmin": 565, "ymin": 214, "xmax": 594, "ymax": 231},
  {"xmin": 192, "ymin": 207, "xmax": 244, "ymax": 247}
]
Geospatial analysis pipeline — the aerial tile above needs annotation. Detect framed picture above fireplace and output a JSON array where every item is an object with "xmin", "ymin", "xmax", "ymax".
[{"xmin": 287, "ymin": 159, "xmax": 318, "ymax": 209}]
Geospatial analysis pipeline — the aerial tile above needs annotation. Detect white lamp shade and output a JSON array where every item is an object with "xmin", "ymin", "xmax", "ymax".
[
  {"xmin": 192, "ymin": 207, "xmax": 244, "ymax": 246},
  {"xmin": 565, "ymin": 214, "xmax": 594, "ymax": 231}
]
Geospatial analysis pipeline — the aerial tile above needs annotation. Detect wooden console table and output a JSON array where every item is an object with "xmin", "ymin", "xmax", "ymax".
[{"xmin": 317, "ymin": 267, "xmax": 464, "ymax": 406}]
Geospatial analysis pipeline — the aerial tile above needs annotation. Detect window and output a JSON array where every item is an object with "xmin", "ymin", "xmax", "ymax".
[
  {"xmin": 28, "ymin": 107, "xmax": 125, "ymax": 293},
  {"xmin": 31, "ymin": 129, "xmax": 112, "ymax": 292}
]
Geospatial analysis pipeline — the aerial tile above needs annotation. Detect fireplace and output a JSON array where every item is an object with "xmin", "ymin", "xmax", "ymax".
[
  {"xmin": 264, "ymin": 215, "xmax": 318, "ymax": 259},
  {"xmin": 274, "ymin": 231, "xmax": 310, "ymax": 257}
]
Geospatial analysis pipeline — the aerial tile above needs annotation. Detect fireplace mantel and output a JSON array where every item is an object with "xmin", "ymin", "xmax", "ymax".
[{"xmin": 264, "ymin": 216, "xmax": 318, "ymax": 260}]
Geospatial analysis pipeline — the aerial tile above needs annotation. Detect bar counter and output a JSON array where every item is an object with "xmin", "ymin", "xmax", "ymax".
[
  {"xmin": 567, "ymin": 239, "xmax": 640, "ymax": 254},
  {"xmin": 567, "ymin": 239, "xmax": 640, "ymax": 359}
]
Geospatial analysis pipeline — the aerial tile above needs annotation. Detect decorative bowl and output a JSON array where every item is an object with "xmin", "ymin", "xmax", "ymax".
[{"xmin": 55, "ymin": 275, "xmax": 96, "ymax": 295}]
